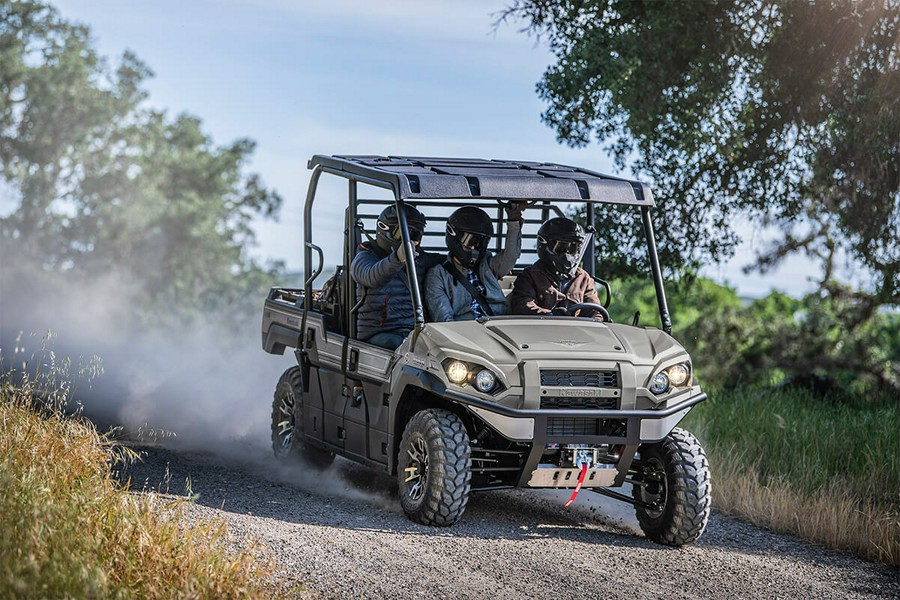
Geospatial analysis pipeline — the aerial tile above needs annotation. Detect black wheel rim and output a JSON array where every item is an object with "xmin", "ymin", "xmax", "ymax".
[
  {"xmin": 403, "ymin": 437, "xmax": 429, "ymax": 502},
  {"xmin": 276, "ymin": 388, "xmax": 295, "ymax": 453}
]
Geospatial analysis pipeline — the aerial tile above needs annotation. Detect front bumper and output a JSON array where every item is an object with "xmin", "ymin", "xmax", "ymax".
[
  {"xmin": 395, "ymin": 366, "xmax": 706, "ymax": 489},
  {"xmin": 397, "ymin": 365, "xmax": 705, "ymax": 445}
]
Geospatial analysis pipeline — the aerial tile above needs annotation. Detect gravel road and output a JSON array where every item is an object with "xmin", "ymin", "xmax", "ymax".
[{"xmin": 120, "ymin": 443, "xmax": 899, "ymax": 600}]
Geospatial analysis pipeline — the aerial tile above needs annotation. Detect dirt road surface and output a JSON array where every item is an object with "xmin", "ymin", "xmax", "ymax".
[{"xmin": 120, "ymin": 443, "xmax": 899, "ymax": 600}]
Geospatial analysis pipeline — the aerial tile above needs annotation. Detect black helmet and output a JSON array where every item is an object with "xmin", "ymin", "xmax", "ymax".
[
  {"xmin": 446, "ymin": 206, "xmax": 493, "ymax": 268},
  {"xmin": 537, "ymin": 217, "xmax": 591, "ymax": 277},
  {"xmin": 375, "ymin": 203, "xmax": 426, "ymax": 254}
]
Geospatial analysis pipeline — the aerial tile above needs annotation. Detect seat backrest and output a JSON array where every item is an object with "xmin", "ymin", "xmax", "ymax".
[
  {"xmin": 314, "ymin": 266, "xmax": 347, "ymax": 335},
  {"xmin": 499, "ymin": 274, "xmax": 517, "ymax": 298}
]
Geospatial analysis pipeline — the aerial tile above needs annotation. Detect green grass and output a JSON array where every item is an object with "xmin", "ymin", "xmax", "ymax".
[
  {"xmin": 684, "ymin": 387, "xmax": 900, "ymax": 565},
  {"xmin": 0, "ymin": 344, "xmax": 276, "ymax": 599}
]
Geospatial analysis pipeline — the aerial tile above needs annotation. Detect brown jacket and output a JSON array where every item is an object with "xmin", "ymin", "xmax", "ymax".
[{"xmin": 510, "ymin": 265, "xmax": 600, "ymax": 315}]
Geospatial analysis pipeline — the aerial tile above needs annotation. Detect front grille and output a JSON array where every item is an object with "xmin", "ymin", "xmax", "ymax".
[
  {"xmin": 547, "ymin": 418, "xmax": 627, "ymax": 438},
  {"xmin": 540, "ymin": 397, "xmax": 619, "ymax": 410},
  {"xmin": 540, "ymin": 369, "xmax": 618, "ymax": 388}
]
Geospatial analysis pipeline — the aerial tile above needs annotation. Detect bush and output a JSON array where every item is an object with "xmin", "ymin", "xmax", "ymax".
[
  {"xmin": 608, "ymin": 276, "xmax": 900, "ymax": 398},
  {"xmin": 682, "ymin": 284, "xmax": 900, "ymax": 397}
]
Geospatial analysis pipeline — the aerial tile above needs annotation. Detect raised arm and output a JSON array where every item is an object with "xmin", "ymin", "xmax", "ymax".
[
  {"xmin": 350, "ymin": 247, "xmax": 404, "ymax": 288},
  {"xmin": 488, "ymin": 219, "xmax": 523, "ymax": 277}
]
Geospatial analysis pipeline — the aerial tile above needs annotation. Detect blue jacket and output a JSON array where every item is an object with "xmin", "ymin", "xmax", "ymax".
[
  {"xmin": 425, "ymin": 221, "xmax": 522, "ymax": 322},
  {"xmin": 350, "ymin": 242, "xmax": 442, "ymax": 341}
]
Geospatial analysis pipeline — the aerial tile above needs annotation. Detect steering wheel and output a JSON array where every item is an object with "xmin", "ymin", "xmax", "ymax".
[{"xmin": 565, "ymin": 303, "xmax": 611, "ymax": 322}]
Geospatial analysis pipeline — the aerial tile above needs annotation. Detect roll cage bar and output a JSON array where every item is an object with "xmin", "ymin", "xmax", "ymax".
[{"xmin": 301, "ymin": 155, "xmax": 672, "ymax": 345}]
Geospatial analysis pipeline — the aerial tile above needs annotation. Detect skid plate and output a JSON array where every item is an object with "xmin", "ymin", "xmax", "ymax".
[{"xmin": 527, "ymin": 466, "xmax": 617, "ymax": 488}]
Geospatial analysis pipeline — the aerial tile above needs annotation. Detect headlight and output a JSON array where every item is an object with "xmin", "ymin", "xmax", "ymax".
[
  {"xmin": 649, "ymin": 372, "xmax": 670, "ymax": 395},
  {"xmin": 446, "ymin": 361, "xmax": 468, "ymax": 384},
  {"xmin": 442, "ymin": 359, "xmax": 503, "ymax": 394},
  {"xmin": 666, "ymin": 363, "xmax": 691, "ymax": 387},
  {"xmin": 474, "ymin": 369, "xmax": 497, "ymax": 393}
]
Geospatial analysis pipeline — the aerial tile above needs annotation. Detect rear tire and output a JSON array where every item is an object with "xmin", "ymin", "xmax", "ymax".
[
  {"xmin": 633, "ymin": 427, "xmax": 711, "ymax": 546},
  {"xmin": 271, "ymin": 367, "xmax": 334, "ymax": 469},
  {"xmin": 397, "ymin": 408, "xmax": 471, "ymax": 526}
]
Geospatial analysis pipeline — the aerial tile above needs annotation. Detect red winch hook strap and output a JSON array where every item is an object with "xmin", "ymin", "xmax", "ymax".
[{"xmin": 564, "ymin": 463, "xmax": 589, "ymax": 507}]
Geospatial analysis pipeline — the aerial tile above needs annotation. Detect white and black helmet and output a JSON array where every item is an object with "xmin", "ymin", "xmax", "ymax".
[
  {"xmin": 375, "ymin": 203, "xmax": 426, "ymax": 254},
  {"xmin": 537, "ymin": 217, "xmax": 592, "ymax": 277},
  {"xmin": 446, "ymin": 206, "xmax": 493, "ymax": 268}
]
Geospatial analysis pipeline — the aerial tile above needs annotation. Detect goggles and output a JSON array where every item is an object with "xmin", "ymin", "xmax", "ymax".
[
  {"xmin": 541, "ymin": 237, "xmax": 585, "ymax": 256},
  {"xmin": 378, "ymin": 220, "xmax": 422, "ymax": 242},
  {"xmin": 456, "ymin": 230, "xmax": 489, "ymax": 249}
]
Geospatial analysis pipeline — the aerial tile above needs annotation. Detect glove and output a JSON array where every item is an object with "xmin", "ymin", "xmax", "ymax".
[
  {"xmin": 551, "ymin": 306, "xmax": 569, "ymax": 316},
  {"xmin": 396, "ymin": 244, "xmax": 417, "ymax": 264},
  {"xmin": 505, "ymin": 201, "xmax": 527, "ymax": 222}
]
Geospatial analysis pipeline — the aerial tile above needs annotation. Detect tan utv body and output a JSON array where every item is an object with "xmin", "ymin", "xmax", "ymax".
[{"xmin": 261, "ymin": 155, "xmax": 711, "ymax": 546}]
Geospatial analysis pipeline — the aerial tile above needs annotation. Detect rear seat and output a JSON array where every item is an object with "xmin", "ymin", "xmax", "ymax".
[{"xmin": 499, "ymin": 275, "xmax": 517, "ymax": 297}]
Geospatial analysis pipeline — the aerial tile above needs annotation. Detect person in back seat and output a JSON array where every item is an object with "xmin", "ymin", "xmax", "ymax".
[
  {"xmin": 509, "ymin": 217, "xmax": 602, "ymax": 318},
  {"xmin": 350, "ymin": 203, "xmax": 442, "ymax": 350},
  {"xmin": 425, "ymin": 203, "xmax": 524, "ymax": 321}
]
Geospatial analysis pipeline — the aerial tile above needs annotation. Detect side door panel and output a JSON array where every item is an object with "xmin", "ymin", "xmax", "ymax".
[
  {"xmin": 302, "ymin": 315, "xmax": 346, "ymax": 452},
  {"xmin": 343, "ymin": 341, "xmax": 393, "ymax": 466},
  {"xmin": 300, "ymin": 310, "xmax": 396, "ymax": 466},
  {"xmin": 301, "ymin": 360, "xmax": 325, "ymax": 445},
  {"xmin": 319, "ymin": 366, "xmax": 347, "ymax": 450}
]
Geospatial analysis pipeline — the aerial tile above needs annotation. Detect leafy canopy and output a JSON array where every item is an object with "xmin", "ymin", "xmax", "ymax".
[
  {"xmin": 608, "ymin": 276, "xmax": 900, "ymax": 397},
  {"xmin": 502, "ymin": 0, "xmax": 899, "ymax": 307},
  {"xmin": 0, "ymin": 0, "xmax": 283, "ymax": 327}
]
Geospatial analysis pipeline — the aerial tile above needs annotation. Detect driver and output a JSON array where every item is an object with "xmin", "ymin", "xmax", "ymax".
[{"xmin": 509, "ymin": 217, "xmax": 603, "ymax": 318}]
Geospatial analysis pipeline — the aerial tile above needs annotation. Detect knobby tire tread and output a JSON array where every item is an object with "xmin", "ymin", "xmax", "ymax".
[
  {"xmin": 399, "ymin": 409, "xmax": 472, "ymax": 527},
  {"xmin": 635, "ymin": 427, "xmax": 711, "ymax": 547}
]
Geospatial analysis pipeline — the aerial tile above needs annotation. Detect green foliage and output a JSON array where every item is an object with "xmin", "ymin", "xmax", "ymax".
[
  {"xmin": 608, "ymin": 275, "xmax": 900, "ymax": 396},
  {"xmin": 0, "ymin": 0, "xmax": 283, "ymax": 328},
  {"xmin": 683, "ymin": 386, "xmax": 900, "ymax": 565},
  {"xmin": 685, "ymin": 284, "xmax": 900, "ymax": 396},
  {"xmin": 607, "ymin": 274, "xmax": 743, "ymax": 331},
  {"xmin": 503, "ymin": 0, "xmax": 899, "ymax": 305},
  {"xmin": 685, "ymin": 386, "xmax": 900, "ymax": 506}
]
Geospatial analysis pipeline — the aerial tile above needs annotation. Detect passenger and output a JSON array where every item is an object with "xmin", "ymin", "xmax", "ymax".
[
  {"xmin": 425, "ymin": 203, "xmax": 524, "ymax": 321},
  {"xmin": 350, "ymin": 203, "xmax": 442, "ymax": 350},
  {"xmin": 509, "ymin": 217, "xmax": 603, "ymax": 318}
]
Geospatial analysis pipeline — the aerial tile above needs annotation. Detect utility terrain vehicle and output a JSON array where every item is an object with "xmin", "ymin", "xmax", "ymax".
[{"xmin": 261, "ymin": 155, "xmax": 711, "ymax": 546}]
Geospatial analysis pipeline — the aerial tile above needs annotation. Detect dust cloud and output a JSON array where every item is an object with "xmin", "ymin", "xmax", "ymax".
[
  {"xmin": 0, "ymin": 266, "xmax": 344, "ymax": 472},
  {"xmin": 1, "ymin": 265, "xmax": 392, "ymax": 506}
]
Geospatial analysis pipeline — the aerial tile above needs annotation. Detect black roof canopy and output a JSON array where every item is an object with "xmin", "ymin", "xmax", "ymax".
[{"xmin": 308, "ymin": 154, "xmax": 654, "ymax": 206}]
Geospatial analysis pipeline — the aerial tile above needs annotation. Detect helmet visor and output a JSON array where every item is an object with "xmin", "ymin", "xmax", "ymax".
[
  {"xmin": 457, "ymin": 230, "xmax": 489, "ymax": 250},
  {"xmin": 539, "ymin": 231, "xmax": 592, "ymax": 271},
  {"xmin": 378, "ymin": 220, "xmax": 422, "ymax": 243},
  {"xmin": 545, "ymin": 239, "xmax": 584, "ymax": 256}
]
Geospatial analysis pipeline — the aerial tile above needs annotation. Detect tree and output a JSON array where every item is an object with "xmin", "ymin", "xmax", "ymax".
[
  {"xmin": 501, "ymin": 0, "xmax": 899, "ymax": 310},
  {"xmin": 0, "ymin": 0, "xmax": 282, "ymax": 328}
]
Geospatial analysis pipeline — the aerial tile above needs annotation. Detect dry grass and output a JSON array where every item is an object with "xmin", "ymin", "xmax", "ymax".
[
  {"xmin": 0, "ymin": 337, "xmax": 278, "ymax": 598},
  {"xmin": 712, "ymin": 450, "xmax": 899, "ymax": 566},
  {"xmin": 686, "ymin": 387, "xmax": 900, "ymax": 567}
]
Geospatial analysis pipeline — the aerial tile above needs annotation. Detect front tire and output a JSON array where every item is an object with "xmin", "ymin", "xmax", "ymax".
[
  {"xmin": 633, "ymin": 427, "xmax": 711, "ymax": 546},
  {"xmin": 397, "ymin": 409, "xmax": 471, "ymax": 526},
  {"xmin": 271, "ymin": 367, "xmax": 334, "ymax": 469}
]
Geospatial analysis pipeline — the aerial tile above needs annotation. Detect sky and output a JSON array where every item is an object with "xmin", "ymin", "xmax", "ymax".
[{"xmin": 48, "ymin": 0, "xmax": 825, "ymax": 298}]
